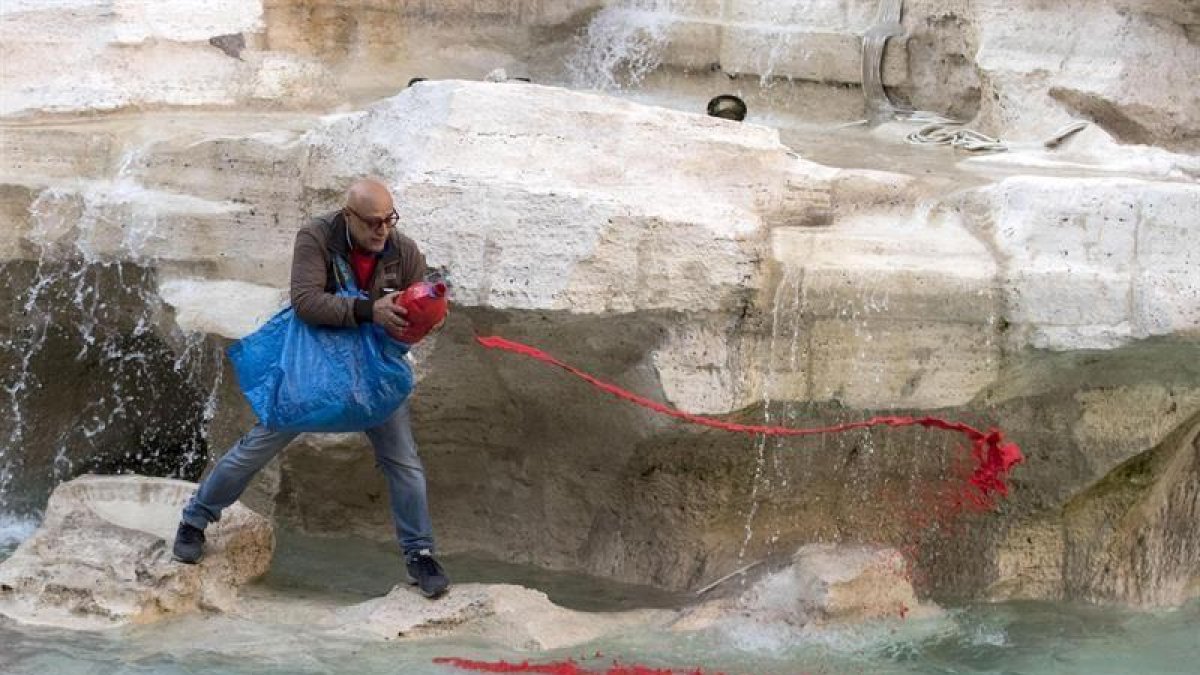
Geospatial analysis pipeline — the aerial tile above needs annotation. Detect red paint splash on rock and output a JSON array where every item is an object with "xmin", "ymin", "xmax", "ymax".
[
  {"xmin": 474, "ymin": 335, "xmax": 1024, "ymax": 507},
  {"xmin": 432, "ymin": 657, "xmax": 722, "ymax": 675}
]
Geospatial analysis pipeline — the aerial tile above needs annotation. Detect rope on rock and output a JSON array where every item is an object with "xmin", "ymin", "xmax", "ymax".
[
  {"xmin": 860, "ymin": 0, "xmax": 1009, "ymax": 155},
  {"xmin": 860, "ymin": 0, "xmax": 1091, "ymax": 154},
  {"xmin": 903, "ymin": 118, "xmax": 1090, "ymax": 153},
  {"xmin": 905, "ymin": 122, "xmax": 1008, "ymax": 152},
  {"xmin": 475, "ymin": 335, "xmax": 1024, "ymax": 508}
]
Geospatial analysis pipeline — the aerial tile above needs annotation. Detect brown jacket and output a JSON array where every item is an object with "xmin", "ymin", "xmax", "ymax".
[{"xmin": 289, "ymin": 210, "xmax": 428, "ymax": 327}]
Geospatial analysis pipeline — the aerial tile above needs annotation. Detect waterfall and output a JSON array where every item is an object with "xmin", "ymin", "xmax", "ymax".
[
  {"xmin": 0, "ymin": 152, "xmax": 223, "ymax": 518},
  {"xmin": 739, "ymin": 266, "xmax": 807, "ymax": 560},
  {"xmin": 565, "ymin": 0, "xmax": 681, "ymax": 90}
]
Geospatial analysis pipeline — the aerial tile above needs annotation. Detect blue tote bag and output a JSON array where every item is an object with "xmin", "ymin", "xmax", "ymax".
[{"xmin": 228, "ymin": 260, "xmax": 413, "ymax": 433}]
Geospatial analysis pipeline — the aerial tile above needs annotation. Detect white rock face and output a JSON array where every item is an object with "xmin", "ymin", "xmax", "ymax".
[
  {"xmin": 960, "ymin": 177, "xmax": 1200, "ymax": 350},
  {"xmin": 159, "ymin": 278, "xmax": 287, "ymax": 340},
  {"xmin": 4, "ymin": 0, "xmax": 1197, "ymax": 150},
  {"xmin": 764, "ymin": 203, "xmax": 1002, "ymax": 409},
  {"xmin": 108, "ymin": 0, "xmax": 262, "ymax": 43},
  {"xmin": 642, "ymin": 0, "xmax": 909, "ymax": 85},
  {"xmin": 0, "ymin": 0, "xmax": 333, "ymax": 116},
  {"xmin": 336, "ymin": 583, "xmax": 666, "ymax": 649},
  {"xmin": 304, "ymin": 81, "xmax": 818, "ymax": 315},
  {"xmin": 0, "ymin": 475, "xmax": 273, "ymax": 629},
  {"xmin": 563, "ymin": 0, "xmax": 1199, "ymax": 146},
  {"xmin": 4, "ymin": 78, "xmax": 1197, "ymax": 434},
  {"xmin": 969, "ymin": 0, "xmax": 1200, "ymax": 147}
]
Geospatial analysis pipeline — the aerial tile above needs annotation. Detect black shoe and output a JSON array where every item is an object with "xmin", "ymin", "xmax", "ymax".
[
  {"xmin": 405, "ymin": 549, "xmax": 450, "ymax": 598},
  {"xmin": 172, "ymin": 522, "xmax": 206, "ymax": 564}
]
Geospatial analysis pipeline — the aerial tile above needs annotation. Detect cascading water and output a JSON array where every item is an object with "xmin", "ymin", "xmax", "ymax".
[
  {"xmin": 565, "ymin": 0, "xmax": 679, "ymax": 90},
  {"xmin": 738, "ymin": 266, "xmax": 805, "ymax": 561},
  {"xmin": 731, "ymin": 197, "xmax": 1017, "ymax": 582},
  {"xmin": 739, "ymin": 260, "xmax": 903, "ymax": 565},
  {"xmin": 564, "ymin": 0, "xmax": 814, "ymax": 92},
  {"xmin": 0, "ymin": 152, "xmax": 224, "ymax": 525}
]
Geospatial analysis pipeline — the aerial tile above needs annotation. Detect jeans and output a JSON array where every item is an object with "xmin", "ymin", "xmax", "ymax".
[{"xmin": 181, "ymin": 401, "xmax": 434, "ymax": 554}]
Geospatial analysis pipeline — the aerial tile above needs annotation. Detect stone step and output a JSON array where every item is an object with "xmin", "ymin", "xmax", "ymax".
[
  {"xmin": 0, "ymin": 126, "xmax": 120, "ymax": 182},
  {"xmin": 0, "ymin": 176, "xmax": 296, "ymax": 286},
  {"xmin": 665, "ymin": 19, "xmax": 908, "ymax": 86}
]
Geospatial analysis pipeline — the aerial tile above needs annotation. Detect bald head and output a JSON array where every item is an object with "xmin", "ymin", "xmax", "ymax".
[
  {"xmin": 343, "ymin": 178, "xmax": 397, "ymax": 253},
  {"xmin": 345, "ymin": 178, "xmax": 393, "ymax": 213}
]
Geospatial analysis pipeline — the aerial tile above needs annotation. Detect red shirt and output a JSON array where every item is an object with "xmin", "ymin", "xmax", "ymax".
[{"xmin": 348, "ymin": 247, "xmax": 378, "ymax": 291}]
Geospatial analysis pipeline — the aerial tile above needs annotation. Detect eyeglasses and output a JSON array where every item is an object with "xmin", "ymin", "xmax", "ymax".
[{"xmin": 345, "ymin": 206, "xmax": 399, "ymax": 230}]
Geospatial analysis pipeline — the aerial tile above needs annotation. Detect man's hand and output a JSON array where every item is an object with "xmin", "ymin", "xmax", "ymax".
[{"xmin": 373, "ymin": 292, "xmax": 409, "ymax": 330}]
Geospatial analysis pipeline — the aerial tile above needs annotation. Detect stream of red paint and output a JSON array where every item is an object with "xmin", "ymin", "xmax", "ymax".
[
  {"xmin": 473, "ymin": 335, "xmax": 1023, "ymax": 508},
  {"xmin": 437, "ymin": 336, "xmax": 1026, "ymax": 675}
]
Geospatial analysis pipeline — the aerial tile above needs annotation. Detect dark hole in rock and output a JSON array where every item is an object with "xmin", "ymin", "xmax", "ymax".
[
  {"xmin": 707, "ymin": 94, "xmax": 747, "ymax": 122},
  {"xmin": 208, "ymin": 33, "xmax": 246, "ymax": 60}
]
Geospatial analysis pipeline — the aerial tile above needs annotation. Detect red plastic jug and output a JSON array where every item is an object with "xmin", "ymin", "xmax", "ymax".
[{"xmin": 388, "ymin": 280, "xmax": 448, "ymax": 345}]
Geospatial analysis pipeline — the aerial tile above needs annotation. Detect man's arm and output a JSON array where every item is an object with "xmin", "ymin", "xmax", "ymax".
[
  {"xmin": 398, "ymin": 235, "xmax": 430, "ymax": 289},
  {"xmin": 289, "ymin": 228, "xmax": 362, "ymax": 327}
]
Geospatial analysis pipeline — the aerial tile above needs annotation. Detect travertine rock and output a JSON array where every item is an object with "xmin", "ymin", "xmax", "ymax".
[
  {"xmin": 957, "ymin": 177, "xmax": 1200, "ymax": 351},
  {"xmin": 968, "ymin": 0, "xmax": 1200, "ymax": 149},
  {"xmin": 0, "ymin": 0, "xmax": 335, "ymax": 116},
  {"xmin": 992, "ymin": 411, "xmax": 1200, "ymax": 608},
  {"xmin": 302, "ymin": 81, "xmax": 826, "ymax": 315},
  {"xmin": 337, "ymin": 583, "xmax": 666, "ymax": 649},
  {"xmin": 747, "ymin": 544, "xmax": 920, "ymax": 622},
  {"xmin": 3, "ymin": 80, "xmax": 1197, "ymax": 604},
  {"xmin": 0, "ymin": 475, "xmax": 273, "ymax": 629},
  {"xmin": 675, "ymin": 544, "xmax": 930, "ymax": 632}
]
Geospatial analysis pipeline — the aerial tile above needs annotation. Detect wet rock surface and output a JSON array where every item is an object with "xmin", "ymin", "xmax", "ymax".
[
  {"xmin": 992, "ymin": 410, "xmax": 1200, "ymax": 608},
  {"xmin": 334, "ymin": 583, "xmax": 668, "ymax": 649},
  {"xmin": 0, "ymin": 475, "xmax": 273, "ymax": 629},
  {"xmin": 674, "ymin": 544, "xmax": 934, "ymax": 632}
]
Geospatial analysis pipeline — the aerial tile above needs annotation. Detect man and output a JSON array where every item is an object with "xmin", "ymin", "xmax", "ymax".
[{"xmin": 173, "ymin": 178, "xmax": 450, "ymax": 598}]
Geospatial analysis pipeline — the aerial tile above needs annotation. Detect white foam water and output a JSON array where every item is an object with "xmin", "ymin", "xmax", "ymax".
[
  {"xmin": 0, "ymin": 513, "xmax": 37, "ymax": 554},
  {"xmin": 565, "ymin": 0, "xmax": 677, "ymax": 90}
]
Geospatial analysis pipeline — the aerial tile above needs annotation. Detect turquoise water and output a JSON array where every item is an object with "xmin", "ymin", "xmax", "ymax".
[{"xmin": 2, "ymin": 530, "xmax": 1197, "ymax": 675}]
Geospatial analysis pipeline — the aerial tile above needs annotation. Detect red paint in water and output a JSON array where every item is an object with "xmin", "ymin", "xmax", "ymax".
[
  {"xmin": 432, "ymin": 657, "xmax": 722, "ymax": 675},
  {"xmin": 474, "ymin": 335, "xmax": 1024, "ymax": 506}
]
